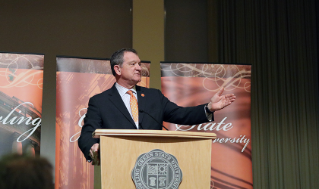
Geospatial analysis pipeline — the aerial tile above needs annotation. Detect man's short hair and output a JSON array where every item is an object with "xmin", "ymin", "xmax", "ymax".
[{"xmin": 110, "ymin": 48, "xmax": 138, "ymax": 76}]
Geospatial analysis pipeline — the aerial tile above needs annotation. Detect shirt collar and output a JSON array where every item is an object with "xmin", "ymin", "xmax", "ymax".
[{"xmin": 115, "ymin": 82, "xmax": 137, "ymax": 97}]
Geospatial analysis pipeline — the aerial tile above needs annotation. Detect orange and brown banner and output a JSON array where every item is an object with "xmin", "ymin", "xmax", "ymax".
[
  {"xmin": 55, "ymin": 57, "xmax": 150, "ymax": 189},
  {"xmin": 161, "ymin": 63, "xmax": 252, "ymax": 189},
  {"xmin": 0, "ymin": 52, "xmax": 44, "ymax": 157}
]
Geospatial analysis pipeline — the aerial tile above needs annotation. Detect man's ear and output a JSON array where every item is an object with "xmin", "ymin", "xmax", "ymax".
[{"xmin": 114, "ymin": 65, "xmax": 121, "ymax": 75}]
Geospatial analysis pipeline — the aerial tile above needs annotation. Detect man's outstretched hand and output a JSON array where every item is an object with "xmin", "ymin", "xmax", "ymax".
[{"xmin": 208, "ymin": 87, "xmax": 236, "ymax": 112}]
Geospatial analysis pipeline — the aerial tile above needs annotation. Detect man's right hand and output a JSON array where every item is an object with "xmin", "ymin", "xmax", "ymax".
[{"xmin": 90, "ymin": 143, "xmax": 100, "ymax": 165}]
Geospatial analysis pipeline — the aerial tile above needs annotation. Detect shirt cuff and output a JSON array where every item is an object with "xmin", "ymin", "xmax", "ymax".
[{"xmin": 204, "ymin": 104, "xmax": 214, "ymax": 121}]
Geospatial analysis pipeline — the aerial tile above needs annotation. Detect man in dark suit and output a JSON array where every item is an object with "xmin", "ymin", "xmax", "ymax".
[{"xmin": 78, "ymin": 48, "xmax": 236, "ymax": 163}]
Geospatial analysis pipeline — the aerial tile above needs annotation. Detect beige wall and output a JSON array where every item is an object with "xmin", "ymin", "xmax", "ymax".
[{"xmin": 133, "ymin": 0, "xmax": 164, "ymax": 89}]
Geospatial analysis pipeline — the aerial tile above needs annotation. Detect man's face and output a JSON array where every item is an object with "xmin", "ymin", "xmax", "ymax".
[{"xmin": 115, "ymin": 51, "xmax": 142, "ymax": 86}]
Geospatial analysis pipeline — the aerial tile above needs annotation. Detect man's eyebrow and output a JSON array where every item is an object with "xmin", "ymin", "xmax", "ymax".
[{"xmin": 129, "ymin": 60, "xmax": 141, "ymax": 64}]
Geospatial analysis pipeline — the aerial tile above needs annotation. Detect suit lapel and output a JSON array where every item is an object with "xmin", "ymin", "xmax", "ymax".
[
  {"xmin": 107, "ymin": 84, "xmax": 136, "ymax": 128},
  {"xmin": 136, "ymin": 86, "xmax": 146, "ymax": 125}
]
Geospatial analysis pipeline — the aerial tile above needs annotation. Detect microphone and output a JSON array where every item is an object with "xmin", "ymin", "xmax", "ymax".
[{"xmin": 139, "ymin": 109, "xmax": 169, "ymax": 130}]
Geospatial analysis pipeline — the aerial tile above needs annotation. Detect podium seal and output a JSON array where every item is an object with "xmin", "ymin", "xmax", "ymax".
[{"xmin": 131, "ymin": 149, "xmax": 183, "ymax": 189}]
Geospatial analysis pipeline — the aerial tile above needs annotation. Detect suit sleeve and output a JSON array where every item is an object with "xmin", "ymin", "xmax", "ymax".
[
  {"xmin": 78, "ymin": 96, "xmax": 101, "ymax": 161},
  {"xmin": 158, "ymin": 90, "xmax": 214, "ymax": 125}
]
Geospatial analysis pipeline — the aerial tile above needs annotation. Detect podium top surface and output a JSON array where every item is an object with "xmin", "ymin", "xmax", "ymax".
[{"xmin": 93, "ymin": 129, "xmax": 216, "ymax": 139}]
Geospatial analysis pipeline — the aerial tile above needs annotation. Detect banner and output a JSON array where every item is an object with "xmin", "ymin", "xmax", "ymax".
[
  {"xmin": 161, "ymin": 63, "xmax": 252, "ymax": 188},
  {"xmin": 0, "ymin": 52, "xmax": 44, "ymax": 157},
  {"xmin": 55, "ymin": 57, "xmax": 150, "ymax": 189}
]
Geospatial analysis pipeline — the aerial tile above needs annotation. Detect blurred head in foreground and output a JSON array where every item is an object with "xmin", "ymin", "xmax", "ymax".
[{"xmin": 0, "ymin": 153, "xmax": 53, "ymax": 189}]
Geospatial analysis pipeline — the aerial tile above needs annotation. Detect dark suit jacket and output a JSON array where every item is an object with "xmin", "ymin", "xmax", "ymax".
[{"xmin": 78, "ymin": 84, "xmax": 213, "ymax": 160}]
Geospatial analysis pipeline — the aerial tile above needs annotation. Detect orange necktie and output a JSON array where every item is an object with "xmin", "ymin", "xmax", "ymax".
[{"xmin": 127, "ymin": 90, "xmax": 138, "ymax": 123}]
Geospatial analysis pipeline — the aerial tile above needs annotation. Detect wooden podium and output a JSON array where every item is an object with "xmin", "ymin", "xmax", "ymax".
[{"xmin": 93, "ymin": 129, "xmax": 216, "ymax": 189}]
